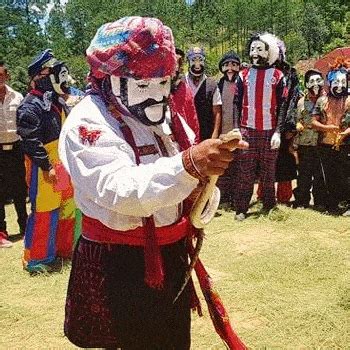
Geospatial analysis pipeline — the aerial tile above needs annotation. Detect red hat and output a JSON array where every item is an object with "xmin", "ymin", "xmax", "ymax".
[{"xmin": 86, "ymin": 16, "xmax": 176, "ymax": 80}]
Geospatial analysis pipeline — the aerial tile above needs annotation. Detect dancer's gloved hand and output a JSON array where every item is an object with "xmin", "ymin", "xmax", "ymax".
[
  {"xmin": 340, "ymin": 127, "xmax": 350, "ymax": 137},
  {"xmin": 270, "ymin": 132, "xmax": 281, "ymax": 149},
  {"xmin": 184, "ymin": 138, "xmax": 248, "ymax": 178},
  {"xmin": 43, "ymin": 167, "xmax": 57, "ymax": 184}
]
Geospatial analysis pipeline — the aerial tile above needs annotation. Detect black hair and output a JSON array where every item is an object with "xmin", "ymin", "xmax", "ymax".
[
  {"xmin": 175, "ymin": 48, "xmax": 185, "ymax": 58},
  {"xmin": 247, "ymin": 33, "xmax": 269, "ymax": 55},
  {"xmin": 304, "ymin": 69, "xmax": 323, "ymax": 85}
]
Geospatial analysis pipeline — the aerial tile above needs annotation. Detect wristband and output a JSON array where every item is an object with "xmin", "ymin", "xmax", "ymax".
[{"xmin": 182, "ymin": 146, "xmax": 206, "ymax": 181}]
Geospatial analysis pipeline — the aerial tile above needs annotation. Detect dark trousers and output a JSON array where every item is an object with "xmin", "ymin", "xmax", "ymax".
[
  {"xmin": 294, "ymin": 145, "xmax": 327, "ymax": 207},
  {"xmin": 0, "ymin": 142, "xmax": 28, "ymax": 233},
  {"xmin": 316, "ymin": 144, "xmax": 350, "ymax": 211},
  {"xmin": 234, "ymin": 128, "xmax": 278, "ymax": 214}
]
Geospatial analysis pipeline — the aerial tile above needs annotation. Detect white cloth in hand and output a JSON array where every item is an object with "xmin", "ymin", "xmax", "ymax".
[{"xmin": 270, "ymin": 132, "xmax": 281, "ymax": 149}]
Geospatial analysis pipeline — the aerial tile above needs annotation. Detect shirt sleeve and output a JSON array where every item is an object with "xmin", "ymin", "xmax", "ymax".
[
  {"xmin": 59, "ymin": 123, "xmax": 199, "ymax": 218},
  {"xmin": 212, "ymin": 87, "xmax": 222, "ymax": 106},
  {"xmin": 16, "ymin": 102, "xmax": 52, "ymax": 171}
]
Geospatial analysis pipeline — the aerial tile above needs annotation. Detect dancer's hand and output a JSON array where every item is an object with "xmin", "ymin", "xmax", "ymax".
[
  {"xmin": 43, "ymin": 167, "xmax": 57, "ymax": 184},
  {"xmin": 188, "ymin": 138, "xmax": 248, "ymax": 177},
  {"xmin": 340, "ymin": 127, "xmax": 350, "ymax": 136},
  {"xmin": 270, "ymin": 132, "xmax": 281, "ymax": 149},
  {"xmin": 326, "ymin": 124, "xmax": 339, "ymax": 132}
]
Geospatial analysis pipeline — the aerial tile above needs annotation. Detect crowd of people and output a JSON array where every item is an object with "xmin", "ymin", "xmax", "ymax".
[{"xmin": 0, "ymin": 14, "xmax": 349, "ymax": 349}]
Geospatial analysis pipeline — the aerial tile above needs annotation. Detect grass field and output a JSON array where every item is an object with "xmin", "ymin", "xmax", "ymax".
[{"xmin": 1, "ymin": 202, "xmax": 349, "ymax": 349}]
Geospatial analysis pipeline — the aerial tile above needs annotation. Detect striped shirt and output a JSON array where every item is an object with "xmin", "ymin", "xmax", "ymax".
[{"xmin": 234, "ymin": 67, "xmax": 286, "ymax": 131}]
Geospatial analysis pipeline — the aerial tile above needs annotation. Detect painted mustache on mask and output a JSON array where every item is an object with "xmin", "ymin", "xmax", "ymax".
[
  {"xmin": 190, "ymin": 65, "xmax": 204, "ymax": 75},
  {"xmin": 251, "ymin": 55, "xmax": 267, "ymax": 66},
  {"xmin": 331, "ymin": 86, "xmax": 347, "ymax": 97},
  {"xmin": 127, "ymin": 97, "xmax": 168, "ymax": 126}
]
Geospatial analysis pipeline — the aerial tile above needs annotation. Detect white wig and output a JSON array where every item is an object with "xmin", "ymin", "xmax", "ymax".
[{"xmin": 259, "ymin": 32, "xmax": 280, "ymax": 66}]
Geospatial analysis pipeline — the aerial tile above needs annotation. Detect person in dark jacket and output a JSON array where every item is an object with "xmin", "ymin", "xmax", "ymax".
[
  {"xmin": 218, "ymin": 51, "xmax": 241, "ymax": 135},
  {"xmin": 16, "ymin": 49, "xmax": 78, "ymax": 273},
  {"xmin": 184, "ymin": 47, "xmax": 222, "ymax": 141},
  {"xmin": 274, "ymin": 63, "xmax": 299, "ymax": 204},
  {"xmin": 217, "ymin": 51, "xmax": 241, "ymax": 206}
]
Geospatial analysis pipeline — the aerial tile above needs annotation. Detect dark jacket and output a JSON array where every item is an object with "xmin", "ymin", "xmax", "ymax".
[
  {"xmin": 16, "ymin": 91, "xmax": 68, "ymax": 171},
  {"xmin": 193, "ymin": 77, "xmax": 218, "ymax": 140}
]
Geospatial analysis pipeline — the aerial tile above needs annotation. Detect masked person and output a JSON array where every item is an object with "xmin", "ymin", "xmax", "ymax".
[
  {"xmin": 272, "ymin": 43, "xmax": 299, "ymax": 205},
  {"xmin": 59, "ymin": 17, "xmax": 247, "ymax": 349},
  {"xmin": 217, "ymin": 51, "xmax": 241, "ymax": 207},
  {"xmin": 16, "ymin": 49, "xmax": 78, "ymax": 273},
  {"xmin": 232, "ymin": 32, "xmax": 287, "ymax": 221},
  {"xmin": 312, "ymin": 59, "xmax": 350, "ymax": 215},
  {"xmin": 169, "ymin": 48, "xmax": 200, "ymax": 144},
  {"xmin": 185, "ymin": 47, "xmax": 222, "ymax": 141},
  {"xmin": 293, "ymin": 69, "xmax": 326, "ymax": 209},
  {"xmin": 0, "ymin": 61, "xmax": 28, "ymax": 248}
]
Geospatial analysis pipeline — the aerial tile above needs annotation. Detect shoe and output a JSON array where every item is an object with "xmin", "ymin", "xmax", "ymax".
[
  {"xmin": 0, "ymin": 231, "xmax": 13, "ymax": 248},
  {"xmin": 313, "ymin": 205, "xmax": 327, "ymax": 213},
  {"xmin": 342, "ymin": 209, "xmax": 350, "ymax": 217},
  {"xmin": 291, "ymin": 201, "xmax": 309, "ymax": 209},
  {"xmin": 235, "ymin": 213, "xmax": 246, "ymax": 221},
  {"xmin": 26, "ymin": 257, "xmax": 63, "ymax": 274}
]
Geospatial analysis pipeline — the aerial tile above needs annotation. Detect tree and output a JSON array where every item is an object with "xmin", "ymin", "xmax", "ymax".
[{"xmin": 300, "ymin": 2, "xmax": 329, "ymax": 56}]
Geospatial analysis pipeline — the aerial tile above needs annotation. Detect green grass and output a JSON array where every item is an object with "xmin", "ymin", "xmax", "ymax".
[{"xmin": 1, "ymin": 203, "xmax": 349, "ymax": 349}]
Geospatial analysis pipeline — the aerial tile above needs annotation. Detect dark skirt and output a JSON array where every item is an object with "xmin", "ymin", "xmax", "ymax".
[
  {"xmin": 275, "ymin": 138, "xmax": 297, "ymax": 182},
  {"xmin": 64, "ymin": 236, "xmax": 191, "ymax": 349}
]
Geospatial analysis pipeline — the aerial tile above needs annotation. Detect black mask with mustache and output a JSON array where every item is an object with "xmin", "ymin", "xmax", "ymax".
[{"xmin": 120, "ymin": 78, "xmax": 167, "ymax": 126}]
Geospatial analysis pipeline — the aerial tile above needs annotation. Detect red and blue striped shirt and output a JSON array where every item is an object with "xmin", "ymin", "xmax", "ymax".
[{"xmin": 234, "ymin": 67, "xmax": 286, "ymax": 131}]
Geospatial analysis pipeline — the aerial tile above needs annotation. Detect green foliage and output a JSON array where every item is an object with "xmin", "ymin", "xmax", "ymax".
[
  {"xmin": 323, "ymin": 37, "xmax": 348, "ymax": 53},
  {"xmin": 284, "ymin": 32, "xmax": 308, "ymax": 63},
  {"xmin": 300, "ymin": 2, "xmax": 330, "ymax": 56},
  {"xmin": 0, "ymin": 0, "xmax": 349, "ymax": 88},
  {"xmin": 9, "ymin": 66, "xmax": 29, "ymax": 96}
]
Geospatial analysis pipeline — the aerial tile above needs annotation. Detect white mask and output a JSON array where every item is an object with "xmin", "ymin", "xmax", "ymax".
[
  {"xmin": 249, "ymin": 40, "xmax": 269, "ymax": 66},
  {"xmin": 189, "ymin": 55, "xmax": 205, "ymax": 76},
  {"xmin": 111, "ymin": 75, "xmax": 171, "ymax": 125},
  {"xmin": 330, "ymin": 71, "xmax": 347, "ymax": 97},
  {"xmin": 50, "ymin": 65, "xmax": 69, "ymax": 95},
  {"xmin": 306, "ymin": 74, "xmax": 324, "ymax": 96}
]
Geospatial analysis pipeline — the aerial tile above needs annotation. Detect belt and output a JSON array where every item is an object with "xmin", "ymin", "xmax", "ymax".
[
  {"xmin": 0, "ymin": 141, "xmax": 19, "ymax": 151},
  {"xmin": 82, "ymin": 214, "xmax": 190, "ymax": 246}
]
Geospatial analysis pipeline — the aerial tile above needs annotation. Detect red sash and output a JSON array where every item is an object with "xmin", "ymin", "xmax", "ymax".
[{"xmin": 82, "ymin": 215, "xmax": 189, "ymax": 246}]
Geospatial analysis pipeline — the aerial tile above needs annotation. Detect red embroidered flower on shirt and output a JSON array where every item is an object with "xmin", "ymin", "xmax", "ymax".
[{"xmin": 78, "ymin": 125, "xmax": 102, "ymax": 145}]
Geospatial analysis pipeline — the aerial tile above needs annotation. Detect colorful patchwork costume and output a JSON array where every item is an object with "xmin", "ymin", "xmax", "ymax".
[{"xmin": 17, "ymin": 50, "xmax": 79, "ymax": 272}]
